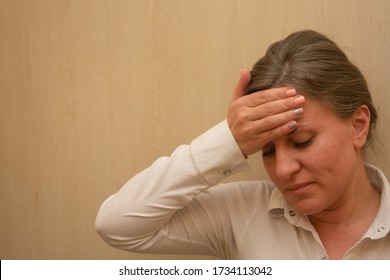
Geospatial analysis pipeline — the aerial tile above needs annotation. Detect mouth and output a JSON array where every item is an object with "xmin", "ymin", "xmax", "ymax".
[{"xmin": 286, "ymin": 182, "xmax": 312, "ymax": 194}]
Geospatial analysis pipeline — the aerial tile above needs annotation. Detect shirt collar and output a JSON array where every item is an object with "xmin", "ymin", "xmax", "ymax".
[{"xmin": 363, "ymin": 163, "xmax": 390, "ymax": 239}]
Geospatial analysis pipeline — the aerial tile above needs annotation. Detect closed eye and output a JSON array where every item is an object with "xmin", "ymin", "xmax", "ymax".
[
  {"xmin": 294, "ymin": 138, "xmax": 314, "ymax": 149},
  {"xmin": 262, "ymin": 149, "xmax": 275, "ymax": 158},
  {"xmin": 262, "ymin": 143, "xmax": 275, "ymax": 158},
  {"xmin": 262, "ymin": 136, "xmax": 314, "ymax": 158}
]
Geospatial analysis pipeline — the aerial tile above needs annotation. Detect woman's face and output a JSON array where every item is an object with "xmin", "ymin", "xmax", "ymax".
[{"xmin": 262, "ymin": 99, "xmax": 365, "ymax": 216}]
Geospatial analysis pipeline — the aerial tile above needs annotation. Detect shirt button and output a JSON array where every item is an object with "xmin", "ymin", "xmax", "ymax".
[
  {"xmin": 223, "ymin": 169, "xmax": 232, "ymax": 176},
  {"xmin": 377, "ymin": 226, "xmax": 385, "ymax": 233},
  {"xmin": 289, "ymin": 210, "xmax": 296, "ymax": 217}
]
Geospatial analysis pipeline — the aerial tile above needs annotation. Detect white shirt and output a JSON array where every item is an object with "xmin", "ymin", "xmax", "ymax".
[{"xmin": 96, "ymin": 120, "xmax": 390, "ymax": 259}]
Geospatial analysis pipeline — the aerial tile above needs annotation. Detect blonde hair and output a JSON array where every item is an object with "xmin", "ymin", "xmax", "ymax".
[{"xmin": 246, "ymin": 30, "xmax": 377, "ymax": 144}]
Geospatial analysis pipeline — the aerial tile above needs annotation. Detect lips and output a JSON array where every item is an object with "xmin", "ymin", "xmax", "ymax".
[{"xmin": 286, "ymin": 182, "xmax": 311, "ymax": 193}]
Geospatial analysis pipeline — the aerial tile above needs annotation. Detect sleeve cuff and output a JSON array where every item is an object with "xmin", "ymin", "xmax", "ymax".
[{"xmin": 190, "ymin": 119, "xmax": 249, "ymax": 186}]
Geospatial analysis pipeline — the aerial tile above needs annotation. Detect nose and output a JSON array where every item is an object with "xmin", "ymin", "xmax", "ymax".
[{"xmin": 274, "ymin": 148, "xmax": 301, "ymax": 180}]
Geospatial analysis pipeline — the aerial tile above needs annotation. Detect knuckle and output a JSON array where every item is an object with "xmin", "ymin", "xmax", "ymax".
[
  {"xmin": 254, "ymin": 93, "xmax": 267, "ymax": 104},
  {"xmin": 262, "ymin": 116, "xmax": 276, "ymax": 128},
  {"xmin": 282, "ymin": 98, "xmax": 294, "ymax": 111},
  {"xmin": 263, "ymin": 127, "xmax": 282, "ymax": 142},
  {"xmin": 236, "ymin": 110, "xmax": 250, "ymax": 123},
  {"xmin": 262, "ymin": 102, "xmax": 275, "ymax": 115},
  {"xmin": 264, "ymin": 130, "xmax": 275, "ymax": 141},
  {"xmin": 241, "ymin": 126, "xmax": 252, "ymax": 136},
  {"xmin": 235, "ymin": 98, "xmax": 247, "ymax": 107},
  {"xmin": 229, "ymin": 100, "xmax": 243, "ymax": 113}
]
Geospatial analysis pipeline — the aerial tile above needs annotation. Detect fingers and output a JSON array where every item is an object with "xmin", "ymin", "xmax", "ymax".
[
  {"xmin": 240, "ymin": 87, "xmax": 297, "ymax": 107},
  {"xmin": 248, "ymin": 120, "xmax": 299, "ymax": 154},
  {"xmin": 251, "ymin": 106, "xmax": 303, "ymax": 135},
  {"xmin": 232, "ymin": 69, "xmax": 251, "ymax": 101},
  {"xmin": 229, "ymin": 88, "xmax": 304, "ymax": 125},
  {"xmin": 246, "ymin": 94, "xmax": 305, "ymax": 121},
  {"xmin": 227, "ymin": 80, "xmax": 306, "ymax": 157}
]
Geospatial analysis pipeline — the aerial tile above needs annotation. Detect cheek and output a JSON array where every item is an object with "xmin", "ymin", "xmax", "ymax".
[
  {"xmin": 303, "ymin": 133, "xmax": 356, "ymax": 174},
  {"xmin": 309, "ymin": 140, "xmax": 338, "ymax": 166}
]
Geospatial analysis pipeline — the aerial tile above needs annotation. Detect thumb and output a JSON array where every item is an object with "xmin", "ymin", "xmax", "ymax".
[{"xmin": 232, "ymin": 68, "xmax": 251, "ymax": 101}]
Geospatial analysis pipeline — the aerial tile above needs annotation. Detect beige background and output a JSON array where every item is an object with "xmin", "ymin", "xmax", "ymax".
[{"xmin": 1, "ymin": 0, "xmax": 389, "ymax": 260}]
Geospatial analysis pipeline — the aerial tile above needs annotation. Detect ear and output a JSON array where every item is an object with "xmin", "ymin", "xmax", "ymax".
[{"xmin": 351, "ymin": 105, "xmax": 371, "ymax": 149}]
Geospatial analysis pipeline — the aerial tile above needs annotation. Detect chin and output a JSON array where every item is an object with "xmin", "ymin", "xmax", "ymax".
[
  {"xmin": 295, "ymin": 208, "xmax": 321, "ymax": 216},
  {"xmin": 289, "ymin": 200, "xmax": 326, "ymax": 216}
]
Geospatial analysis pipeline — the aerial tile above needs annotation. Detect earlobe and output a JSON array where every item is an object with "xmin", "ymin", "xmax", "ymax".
[{"xmin": 352, "ymin": 105, "xmax": 371, "ymax": 149}]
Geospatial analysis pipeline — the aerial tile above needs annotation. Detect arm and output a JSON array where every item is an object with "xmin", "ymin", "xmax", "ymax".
[{"xmin": 95, "ymin": 120, "xmax": 248, "ymax": 257}]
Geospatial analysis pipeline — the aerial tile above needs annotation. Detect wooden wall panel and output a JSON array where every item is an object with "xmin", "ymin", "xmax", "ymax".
[{"xmin": 1, "ymin": 0, "xmax": 389, "ymax": 259}]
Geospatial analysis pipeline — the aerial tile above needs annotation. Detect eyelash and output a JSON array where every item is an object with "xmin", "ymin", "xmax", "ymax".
[
  {"xmin": 262, "ymin": 138, "xmax": 314, "ymax": 158},
  {"xmin": 262, "ymin": 150, "xmax": 275, "ymax": 158},
  {"xmin": 294, "ymin": 138, "xmax": 313, "ymax": 149}
]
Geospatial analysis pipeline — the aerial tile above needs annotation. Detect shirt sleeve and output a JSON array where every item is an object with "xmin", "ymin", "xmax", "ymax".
[{"xmin": 95, "ymin": 120, "xmax": 249, "ymax": 257}]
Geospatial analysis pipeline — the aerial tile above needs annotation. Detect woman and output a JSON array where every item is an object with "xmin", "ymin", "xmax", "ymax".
[{"xmin": 95, "ymin": 30, "xmax": 390, "ymax": 259}]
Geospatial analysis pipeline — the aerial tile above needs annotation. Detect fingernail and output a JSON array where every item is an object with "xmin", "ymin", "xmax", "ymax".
[
  {"xmin": 293, "ymin": 107, "xmax": 304, "ymax": 116},
  {"xmin": 286, "ymin": 89, "xmax": 296, "ymax": 97},
  {"xmin": 288, "ymin": 121, "xmax": 297, "ymax": 130},
  {"xmin": 294, "ymin": 95, "xmax": 305, "ymax": 105}
]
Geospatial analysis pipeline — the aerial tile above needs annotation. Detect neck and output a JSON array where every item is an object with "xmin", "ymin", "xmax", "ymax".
[{"xmin": 308, "ymin": 163, "xmax": 381, "ymax": 259}]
